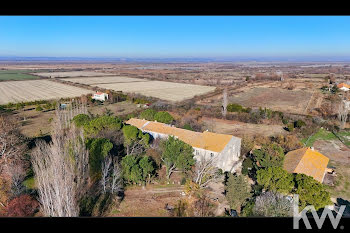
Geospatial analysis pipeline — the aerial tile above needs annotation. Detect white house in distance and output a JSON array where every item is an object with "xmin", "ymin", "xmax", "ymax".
[
  {"xmin": 337, "ymin": 83, "xmax": 350, "ymax": 92},
  {"xmin": 92, "ymin": 92, "xmax": 109, "ymax": 101},
  {"xmin": 126, "ymin": 118, "xmax": 242, "ymax": 173}
]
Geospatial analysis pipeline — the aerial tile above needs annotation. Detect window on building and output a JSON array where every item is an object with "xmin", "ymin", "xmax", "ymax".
[{"xmin": 196, "ymin": 150, "xmax": 199, "ymax": 155}]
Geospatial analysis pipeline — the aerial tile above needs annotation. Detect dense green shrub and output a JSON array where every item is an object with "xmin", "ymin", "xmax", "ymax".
[
  {"xmin": 139, "ymin": 109, "xmax": 157, "ymax": 121},
  {"xmin": 252, "ymin": 143, "xmax": 285, "ymax": 169},
  {"xmin": 154, "ymin": 111, "xmax": 174, "ymax": 124},
  {"xmin": 294, "ymin": 174, "xmax": 332, "ymax": 211},
  {"xmin": 133, "ymin": 98, "xmax": 149, "ymax": 104},
  {"xmin": 161, "ymin": 136, "xmax": 194, "ymax": 179},
  {"xmin": 183, "ymin": 123, "xmax": 194, "ymax": 131},
  {"xmin": 86, "ymin": 138, "xmax": 113, "ymax": 180},
  {"xmin": 84, "ymin": 115, "xmax": 122, "ymax": 136},
  {"xmin": 139, "ymin": 156, "xmax": 156, "ymax": 182},
  {"xmin": 73, "ymin": 114, "xmax": 91, "ymax": 127},
  {"xmin": 282, "ymin": 118, "xmax": 288, "ymax": 125},
  {"xmin": 242, "ymin": 157, "xmax": 254, "ymax": 175},
  {"xmin": 287, "ymin": 123, "xmax": 294, "ymax": 132},
  {"xmin": 256, "ymin": 167, "xmax": 294, "ymax": 194},
  {"xmin": 121, "ymin": 155, "xmax": 138, "ymax": 183},
  {"xmin": 294, "ymin": 120, "xmax": 306, "ymax": 128},
  {"xmin": 15, "ymin": 102, "xmax": 25, "ymax": 110},
  {"xmin": 121, "ymin": 155, "xmax": 156, "ymax": 184},
  {"xmin": 227, "ymin": 103, "xmax": 244, "ymax": 112},
  {"xmin": 225, "ymin": 174, "xmax": 252, "ymax": 214},
  {"xmin": 122, "ymin": 125, "xmax": 150, "ymax": 155},
  {"xmin": 35, "ymin": 105, "xmax": 43, "ymax": 111},
  {"xmin": 241, "ymin": 199, "xmax": 255, "ymax": 217}
]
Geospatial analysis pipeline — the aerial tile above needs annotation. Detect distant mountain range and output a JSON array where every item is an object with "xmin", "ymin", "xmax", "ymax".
[{"xmin": 1, "ymin": 56, "xmax": 350, "ymax": 63}]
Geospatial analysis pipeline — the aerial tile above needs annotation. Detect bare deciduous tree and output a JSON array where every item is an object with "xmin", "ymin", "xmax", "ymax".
[
  {"xmin": 101, "ymin": 156, "xmax": 112, "ymax": 194},
  {"xmin": 0, "ymin": 117, "xmax": 25, "ymax": 166},
  {"xmin": 0, "ymin": 116, "xmax": 27, "ymax": 200},
  {"xmin": 222, "ymin": 88, "xmax": 228, "ymax": 118},
  {"xmin": 110, "ymin": 159, "xmax": 123, "ymax": 195},
  {"xmin": 5, "ymin": 160, "xmax": 26, "ymax": 197},
  {"xmin": 193, "ymin": 154, "xmax": 222, "ymax": 189},
  {"xmin": 338, "ymin": 100, "xmax": 350, "ymax": 129},
  {"xmin": 253, "ymin": 191, "xmax": 293, "ymax": 217},
  {"xmin": 56, "ymin": 99, "xmax": 88, "ymax": 130},
  {"xmin": 193, "ymin": 195, "xmax": 215, "ymax": 217},
  {"xmin": 276, "ymin": 70, "xmax": 284, "ymax": 81},
  {"xmin": 31, "ymin": 106, "xmax": 89, "ymax": 217},
  {"xmin": 100, "ymin": 156, "xmax": 123, "ymax": 195}
]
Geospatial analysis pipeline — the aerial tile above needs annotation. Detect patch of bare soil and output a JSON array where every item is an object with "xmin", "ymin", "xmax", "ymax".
[
  {"xmin": 314, "ymin": 139, "xmax": 350, "ymax": 201},
  {"xmin": 229, "ymin": 87, "xmax": 313, "ymax": 115},
  {"xmin": 15, "ymin": 108, "xmax": 55, "ymax": 138},
  {"xmin": 87, "ymin": 101, "xmax": 139, "ymax": 117},
  {"xmin": 206, "ymin": 179, "xmax": 229, "ymax": 216},
  {"xmin": 108, "ymin": 185, "xmax": 184, "ymax": 217},
  {"xmin": 313, "ymin": 140, "xmax": 350, "ymax": 165},
  {"xmin": 202, "ymin": 117, "xmax": 287, "ymax": 137}
]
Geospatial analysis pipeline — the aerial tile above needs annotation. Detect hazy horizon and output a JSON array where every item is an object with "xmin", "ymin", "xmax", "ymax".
[
  {"xmin": 1, "ymin": 55, "xmax": 350, "ymax": 63},
  {"xmin": 1, "ymin": 16, "xmax": 350, "ymax": 59}
]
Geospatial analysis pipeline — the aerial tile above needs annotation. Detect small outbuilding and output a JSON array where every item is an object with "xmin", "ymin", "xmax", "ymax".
[
  {"xmin": 283, "ymin": 147, "xmax": 329, "ymax": 183},
  {"xmin": 337, "ymin": 83, "xmax": 350, "ymax": 91},
  {"xmin": 92, "ymin": 92, "xmax": 109, "ymax": 102}
]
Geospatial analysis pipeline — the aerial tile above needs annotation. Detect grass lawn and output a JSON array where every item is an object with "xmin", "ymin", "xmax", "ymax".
[
  {"xmin": 302, "ymin": 128, "xmax": 337, "ymax": 147},
  {"xmin": 336, "ymin": 131, "xmax": 350, "ymax": 147}
]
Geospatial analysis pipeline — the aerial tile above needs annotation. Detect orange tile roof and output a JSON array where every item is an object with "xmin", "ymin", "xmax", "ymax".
[
  {"xmin": 337, "ymin": 83, "xmax": 350, "ymax": 89},
  {"xmin": 283, "ymin": 147, "xmax": 329, "ymax": 183},
  {"xmin": 126, "ymin": 118, "xmax": 149, "ymax": 129},
  {"xmin": 125, "ymin": 118, "xmax": 236, "ymax": 152}
]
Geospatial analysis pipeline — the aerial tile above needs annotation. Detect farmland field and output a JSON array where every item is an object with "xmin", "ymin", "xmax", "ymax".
[
  {"xmin": 95, "ymin": 81, "xmax": 216, "ymax": 102},
  {"xmin": 61, "ymin": 76, "xmax": 216, "ymax": 102},
  {"xmin": 64, "ymin": 76, "xmax": 145, "ymax": 84},
  {"xmin": 0, "ymin": 69, "xmax": 42, "ymax": 81},
  {"xmin": 0, "ymin": 80, "xmax": 93, "ymax": 104},
  {"xmin": 202, "ymin": 117, "xmax": 287, "ymax": 137},
  {"xmin": 34, "ymin": 71, "xmax": 116, "ymax": 78},
  {"xmin": 229, "ymin": 87, "xmax": 313, "ymax": 114}
]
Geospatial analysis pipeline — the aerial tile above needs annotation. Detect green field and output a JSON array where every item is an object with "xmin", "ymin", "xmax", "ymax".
[
  {"xmin": 0, "ymin": 69, "xmax": 47, "ymax": 81},
  {"xmin": 302, "ymin": 128, "xmax": 350, "ymax": 147}
]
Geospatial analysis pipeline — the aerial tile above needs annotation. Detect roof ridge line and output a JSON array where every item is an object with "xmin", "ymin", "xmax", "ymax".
[{"xmin": 292, "ymin": 147, "xmax": 309, "ymax": 172}]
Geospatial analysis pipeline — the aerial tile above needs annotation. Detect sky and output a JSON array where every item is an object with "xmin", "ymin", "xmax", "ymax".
[{"xmin": 0, "ymin": 16, "xmax": 350, "ymax": 59}]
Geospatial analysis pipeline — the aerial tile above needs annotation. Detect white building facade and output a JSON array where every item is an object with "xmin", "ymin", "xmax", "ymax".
[
  {"xmin": 126, "ymin": 118, "xmax": 242, "ymax": 173},
  {"xmin": 92, "ymin": 92, "xmax": 109, "ymax": 101}
]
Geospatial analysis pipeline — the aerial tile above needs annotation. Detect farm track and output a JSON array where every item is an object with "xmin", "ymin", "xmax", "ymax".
[{"xmin": 304, "ymin": 90, "xmax": 323, "ymax": 115}]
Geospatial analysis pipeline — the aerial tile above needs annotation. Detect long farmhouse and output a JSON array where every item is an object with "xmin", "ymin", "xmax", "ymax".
[{"xmin": 126, "ymin": 118, "xmax": 242, "ymax": 173}]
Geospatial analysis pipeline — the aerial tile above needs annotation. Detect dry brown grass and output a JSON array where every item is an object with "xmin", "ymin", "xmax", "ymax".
[
  {"xmin": 201, "ymin": 117, "xmax": 287, "ymax": 137},
  {"xmin": 228, "ymin": 87, "xmax": 313, "ymax": 114},
  {"xmin": 107, "ymin": 184, "xmax": 184, "ymax": 217},
  {"xmin": 63, "ymin": 76, "xmax": 145, "ymax": 84},
  {"xmin": 34, "ymin": 71, "xmax": 116, "ymax": 78}
]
